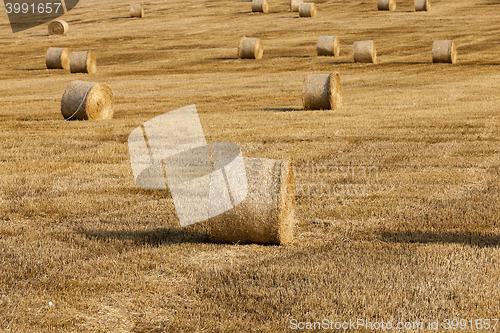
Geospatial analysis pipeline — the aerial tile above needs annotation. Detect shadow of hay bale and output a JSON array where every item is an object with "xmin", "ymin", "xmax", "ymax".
[{"xmin": 380, "ymin": 231, "xmax": 500, "ymax": 248}]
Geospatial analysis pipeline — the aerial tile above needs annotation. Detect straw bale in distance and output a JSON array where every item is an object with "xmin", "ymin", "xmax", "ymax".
[
  {"xmin": 299, "ymin": 3, "xmax": 316, "ymax": 17},
  {"xmin": 252, "ymin": 0, "xmax": 269, "ymax": 13},
  {"xmin": 209, "ymin": 158, "xmax": 295, "ymax": 245},
  {"xmin": 317, "ymin": 36, "xmax": 339, "ymax": 57},
  {"xmin": 130, "ymin": 4, "xmax": 144, "ymax": 18},
  {"xmin": 48, "ymin": 20, "xmax": 68, "ymax": 35},
  {"xmin": 69, "ymin": 51, "xmax": 97, "ymax": 74},
  {"xmin": 378, "ymin": 0, "xmax": 396, "ymax": 11},
  {"xmin": 432, "ymin": 40, "xmax": 457, "ymax": 64},
  {"xmin": 46, "ymin": 47, "xmax": 71, "ymax": 70},
  {"xmin": 238, "ymin": 37, "xmax": 264, "ymax": 59},
  {"xmin": 290, "ymin": 0, "xmax": 303, "ymax": 12},
  {"xmin": 302, "ymin": 72, "xmax": 342, "ymax": 111},
  {"xmin": 61, "ymin": 81, "xmax": 114, "ymax": 120},
  {"xmin": 353, "ymin": 40, "xmax": 376, "ymax": 63},
  {"xmin": 415, "ymin": 0, "xmax": 430, "ymax": 11}
]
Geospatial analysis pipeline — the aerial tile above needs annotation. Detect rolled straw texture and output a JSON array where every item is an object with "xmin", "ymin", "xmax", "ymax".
[
  {"xmin": 130, "ymin": 4, "xmax": 144, "ymax": 18},
  {"xmin": 238, "ymin": 37, "xmax": 264, "ymax": 59},
  {"xmin": 432, "ymin": 40, "xmax": 456, "ymax": 64},
  {"xmin": 353, "ymin": 40, "xmax": 376, "ymax": 63},
  {"xmin": 48, "ymin": 20, "xmax": 69, "ymax": 35},
  {"xmin": 299, "ymin": 3, "xmax": 316, "ymax": 17},
  {"xmin": 317, "ymin": 36, "xmax": 339, "ymax": 56},
  {"xmin": 302, "ymin": 73, "xmax": 342, "ymax": 111},
  {"xmin": 46, "ymin": 47, "xmax": 71, "ymax": 70},
  {"xmin": 415, "ymin": 0, "xmax": 430, "ymax": 11},
  {"xmin": 290, "ymin": 0, "xmax": 303, "ymax": 12},
  {"xmin": 209, "ymin": 158, "xmax": 295, "ymax": 245},
  {"xmin": 378, "ymin": 0, "xmax": 396, "ymax": 11},
  {"xmin": 61, "ymin": 81, "xmax": 114, "ymax": 120},
  {"xmin": 69, "ymin": 51, "xmax": 97, "ymax": 74},
  {"xmin": 252, "ymin": 0, "xmax": 269, "ymax": 13}
]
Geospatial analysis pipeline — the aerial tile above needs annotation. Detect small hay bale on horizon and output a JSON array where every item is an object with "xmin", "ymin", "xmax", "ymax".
[
  {"xmin": 432, "ymin": 40, "xmax": 457, "ymax": 64},
  {"xmin": 378, "ymin": 0, "xmax": 396, "ymax": 11},
  {"xmin": 302, "ymin": 72, "xmax": 342, "ymax": 111},
  {"xmin": 252, "ymin": 0, "xmax": 269, "ymax": 13},
  {"xmin": 61, "ymin": 81, "xmax": 114, "ymax": 121},
  {"xmin": 415, "ymin": 0, "xmax": 430, "ymax": 11},
  {"xmin": 238, "ymin": 37, "xmax": 264, "ymax": 59},
  {"xmin": 299, "ymin": 3, "xmax": 316, "ymax": 17},
  {"xmin": 46, "ymin": 47, "xmax": 71, "ymax": 70},
  {"xmin": 353, "ymin": 40, "xmax": 376, "ymax": 63},
  {"xmin": 48, "ymin": 20, "xmax": 68, "ymax": 36},
  {"xmin": 290, "ymin": 0, "xmax": 303, "ymax": 12},
  {"xmin": 317, "ymin": 36, "xmax": 339, "ymax": 57},
  {"xmin": 130, "ymin": 4, "xmax": 144, "ymax": 18}
]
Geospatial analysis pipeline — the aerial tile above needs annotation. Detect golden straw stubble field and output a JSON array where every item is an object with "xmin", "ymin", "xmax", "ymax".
[{"xmin": 0, "ymin": 0, "xmax": 500, "ymax": 331}]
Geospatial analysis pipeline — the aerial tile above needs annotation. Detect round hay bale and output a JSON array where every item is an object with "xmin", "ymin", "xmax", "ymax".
[
  {"xmin": 378, "ymin": 0, "xmax": 396, "ymax": 11},
  {"xmin": 415, "ymin": 0, "xmax": 430, "ymax": 11},
  {"xmin": 61, "ymin": 81, "xmax": 114, "ymax": 120},
  {"xmin": 238, "ymin": 37, "xmax": 264, "ymax": 59},
  {"xmin": 353, "ymin": 40, "xmax": 376, "ymax": 63},
  {"xmin": 290, "ymin": 0, "xmax": 303, "ymax": 12},
  {"xmin": 46, "ymin": 47, "xmax": 71, "ymax": 70},
  {"xmin": 317, "ymin": 36, "xmax": 339, "ymax": 57},
  {"xmin": 209, "ymin": 158, "xmax": 295, "ymax": 245},
  {"xmin": 69, "ymin": 51, "xmax": 97, "ymax": 74},
  {"xmin": 302, "ymin": 72, "xmax": 342, "ymax": 111},
  {"xmin": 48, "ymin": 20, "xmax": 68, "ymax": 36},
  {"xmin": 251, "ymin": 0, "xmax": 269, "ymax": 13},
  {"xmin": 432, "ymin": 40, "xmax": 456, "ymax": 64},
  {"xmin": 130, "ymin": 4, "xmax": 144, "ymax": 18},
  {"xmin": 299, "ymin": 3, "xmax": 316, "ymax": 17}
]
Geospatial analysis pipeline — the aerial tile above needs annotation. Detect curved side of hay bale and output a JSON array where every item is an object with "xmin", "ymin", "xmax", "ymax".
[
  {"xmin": 46, "ymin": 47, "xmax": 71, "ymax": 70},
  {"xmin": 378, "ymin": 0, "xmax": 396, "ymax": 11},
  {"xmin": 432, "ymin": 40, "xmax": 456, "ymax": 64},
  {"xmin": 209, "ymin": 158, "xmax": 295, "ymax": 245},
  {"xmin": 69, "ymin": 51, "xmax": 97, "ymax": 74},
  {"xmin": 130, "ymin": 4, "xmax": 144, "ymax": 18},
  {"xmin": 290, "ymin": 0, "xmax": 303, "ymax": 12},
  {"xmin": 238, "ymin": 37, "xmax": 263, "ymax": 59},
  {"xmin": 251, "ymin": 0, "xmax": 269, "ymax": 13},
  {"xmin": 317, "ymin": 36, "xmax": 339, "ymax": 56},
  {"xmin": 61, "ymin": 81, "xmax": 114, "ymax": 120},
  {"xmin": 353, "ymin": 40, "xmax": 376, "ymax": 63},
  {"xmin": 415, "ymin": 0, "xmax": 430, "ymax": 11},
  {"xmin": 48, "ymin": 20, "xmax": 69, "ymax": 35},
  {"xmin": 299, "ymin": 3, "xmax": 316, "ymax": 17},
  {"xmin": 302, "ymin": 73, "xmax": 342, "ymax": 111}
]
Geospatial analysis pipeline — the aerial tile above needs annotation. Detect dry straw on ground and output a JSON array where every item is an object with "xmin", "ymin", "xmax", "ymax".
[
  {"xmin": 290, "ymin": 0, "xmax": 303, "ymax": 12},
  {"xmin": 378, "ymin": 0, "xmax": 396, "ymax": 11},
  {"xmin": 299, "ymin": 3, "xmax": 316, "ymax": 17},
  {"xmin": 353, "ymin": 40, "xmax": 377, "ymax": 63},
  {"xmin": 432, "ymin": 40, "xmax": 457, "ymax": 64},
  {"xmin": 238, "ymin": 37, "xmax": 264, "ymax": 59},
  {"xmin": 60, "ymin": 81, "xmax": 114, "ymax": 120},
  {"xmin": 209, "ymin": 158, "xmax": 295, "ymax": 245},
  {"xmin": 130, "ymin": 4, "xmax": 144, "ymax": 18},
  {"xmin": 317, "ymin": 36, "xmax": 339, "ymax": 57},
  {"xmin": 251, "ymin": 0, "xmax": 269, "ymax": 13},
  {"xmin": 69, "ymin": 50, "xmax": 97, "ymax": 74},
  {"xmin": 302, "ymin": 72, "xmax": 342, "ymax": 110},
  {"xmin": 415, "ymin": 0, "xmax": 430, "ymax": 11},
  {"xmin": 48, "ymin": 20, "xmax": 68, "ymax": 35},
  {"xmin": 45, "ymin": 47, "xmax": 71, "ymax": 70}
]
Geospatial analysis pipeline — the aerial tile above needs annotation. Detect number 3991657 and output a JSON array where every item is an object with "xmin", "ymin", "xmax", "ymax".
[{"xmin": 5, "ymin": 3, "xmax": 62, "ymax": 14}]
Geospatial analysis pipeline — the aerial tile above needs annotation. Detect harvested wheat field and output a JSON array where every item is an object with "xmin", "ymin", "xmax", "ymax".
[{"xmin": 1, "ymin": 0, "xmax": 500, "ymax": 331}]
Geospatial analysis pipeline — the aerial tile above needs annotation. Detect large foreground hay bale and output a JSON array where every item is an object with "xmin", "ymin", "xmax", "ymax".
[
  {"xmin": 415, "ymin": 0, "xmax": 430, "ymax": 11},
  {"xmin": 46, "ymin": 47, "xmax": 71, "ymax": 70},
  {"xmin": 61, "ymin": 81, "xmax": 114, "ymax": 120},
  {"xmin": 252, "ymin": 0, "xmax": 269, "ymax": 13},
  {"xmin": 290, "ymin": 0, "xmax": 303, "ymax": 12},
  {"xmin": 69, "ymin": 51, "xmax": 97, "ymax": 74},
  {"xmin": 317, "ymin": 36, "xmax": 339, "ymax": 56},
  {"xmin": 353, "ymin": 40, "xmax": 376, "ymax": 63},
  {"xmin": 378, "ymin": 0, "xmax": 396, "ymax": 11},
  {"xmin": 238, "ymin": 37, "xmax": 264, "ymax": 59},
  {"xmin": 432, "ymin": 40, "xmax": 456, "ymax": 64},
  {"xmin": 299, "ymin": 3, "xmax": 316, "ymax": 17},
  {"xmin": 302, "ymin": 72, "xmax": 342, "ymax": 110},
  {"xmin": 130, "ymin": 4, "xmax": 144, "ymax": 18},
  {"xmin": 209, "ymin": 158, "xmax": 295, "ymax": 245},
  {"xmin": 48, "ymin": 20, "xmax": 68, "ymax": 35}
]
